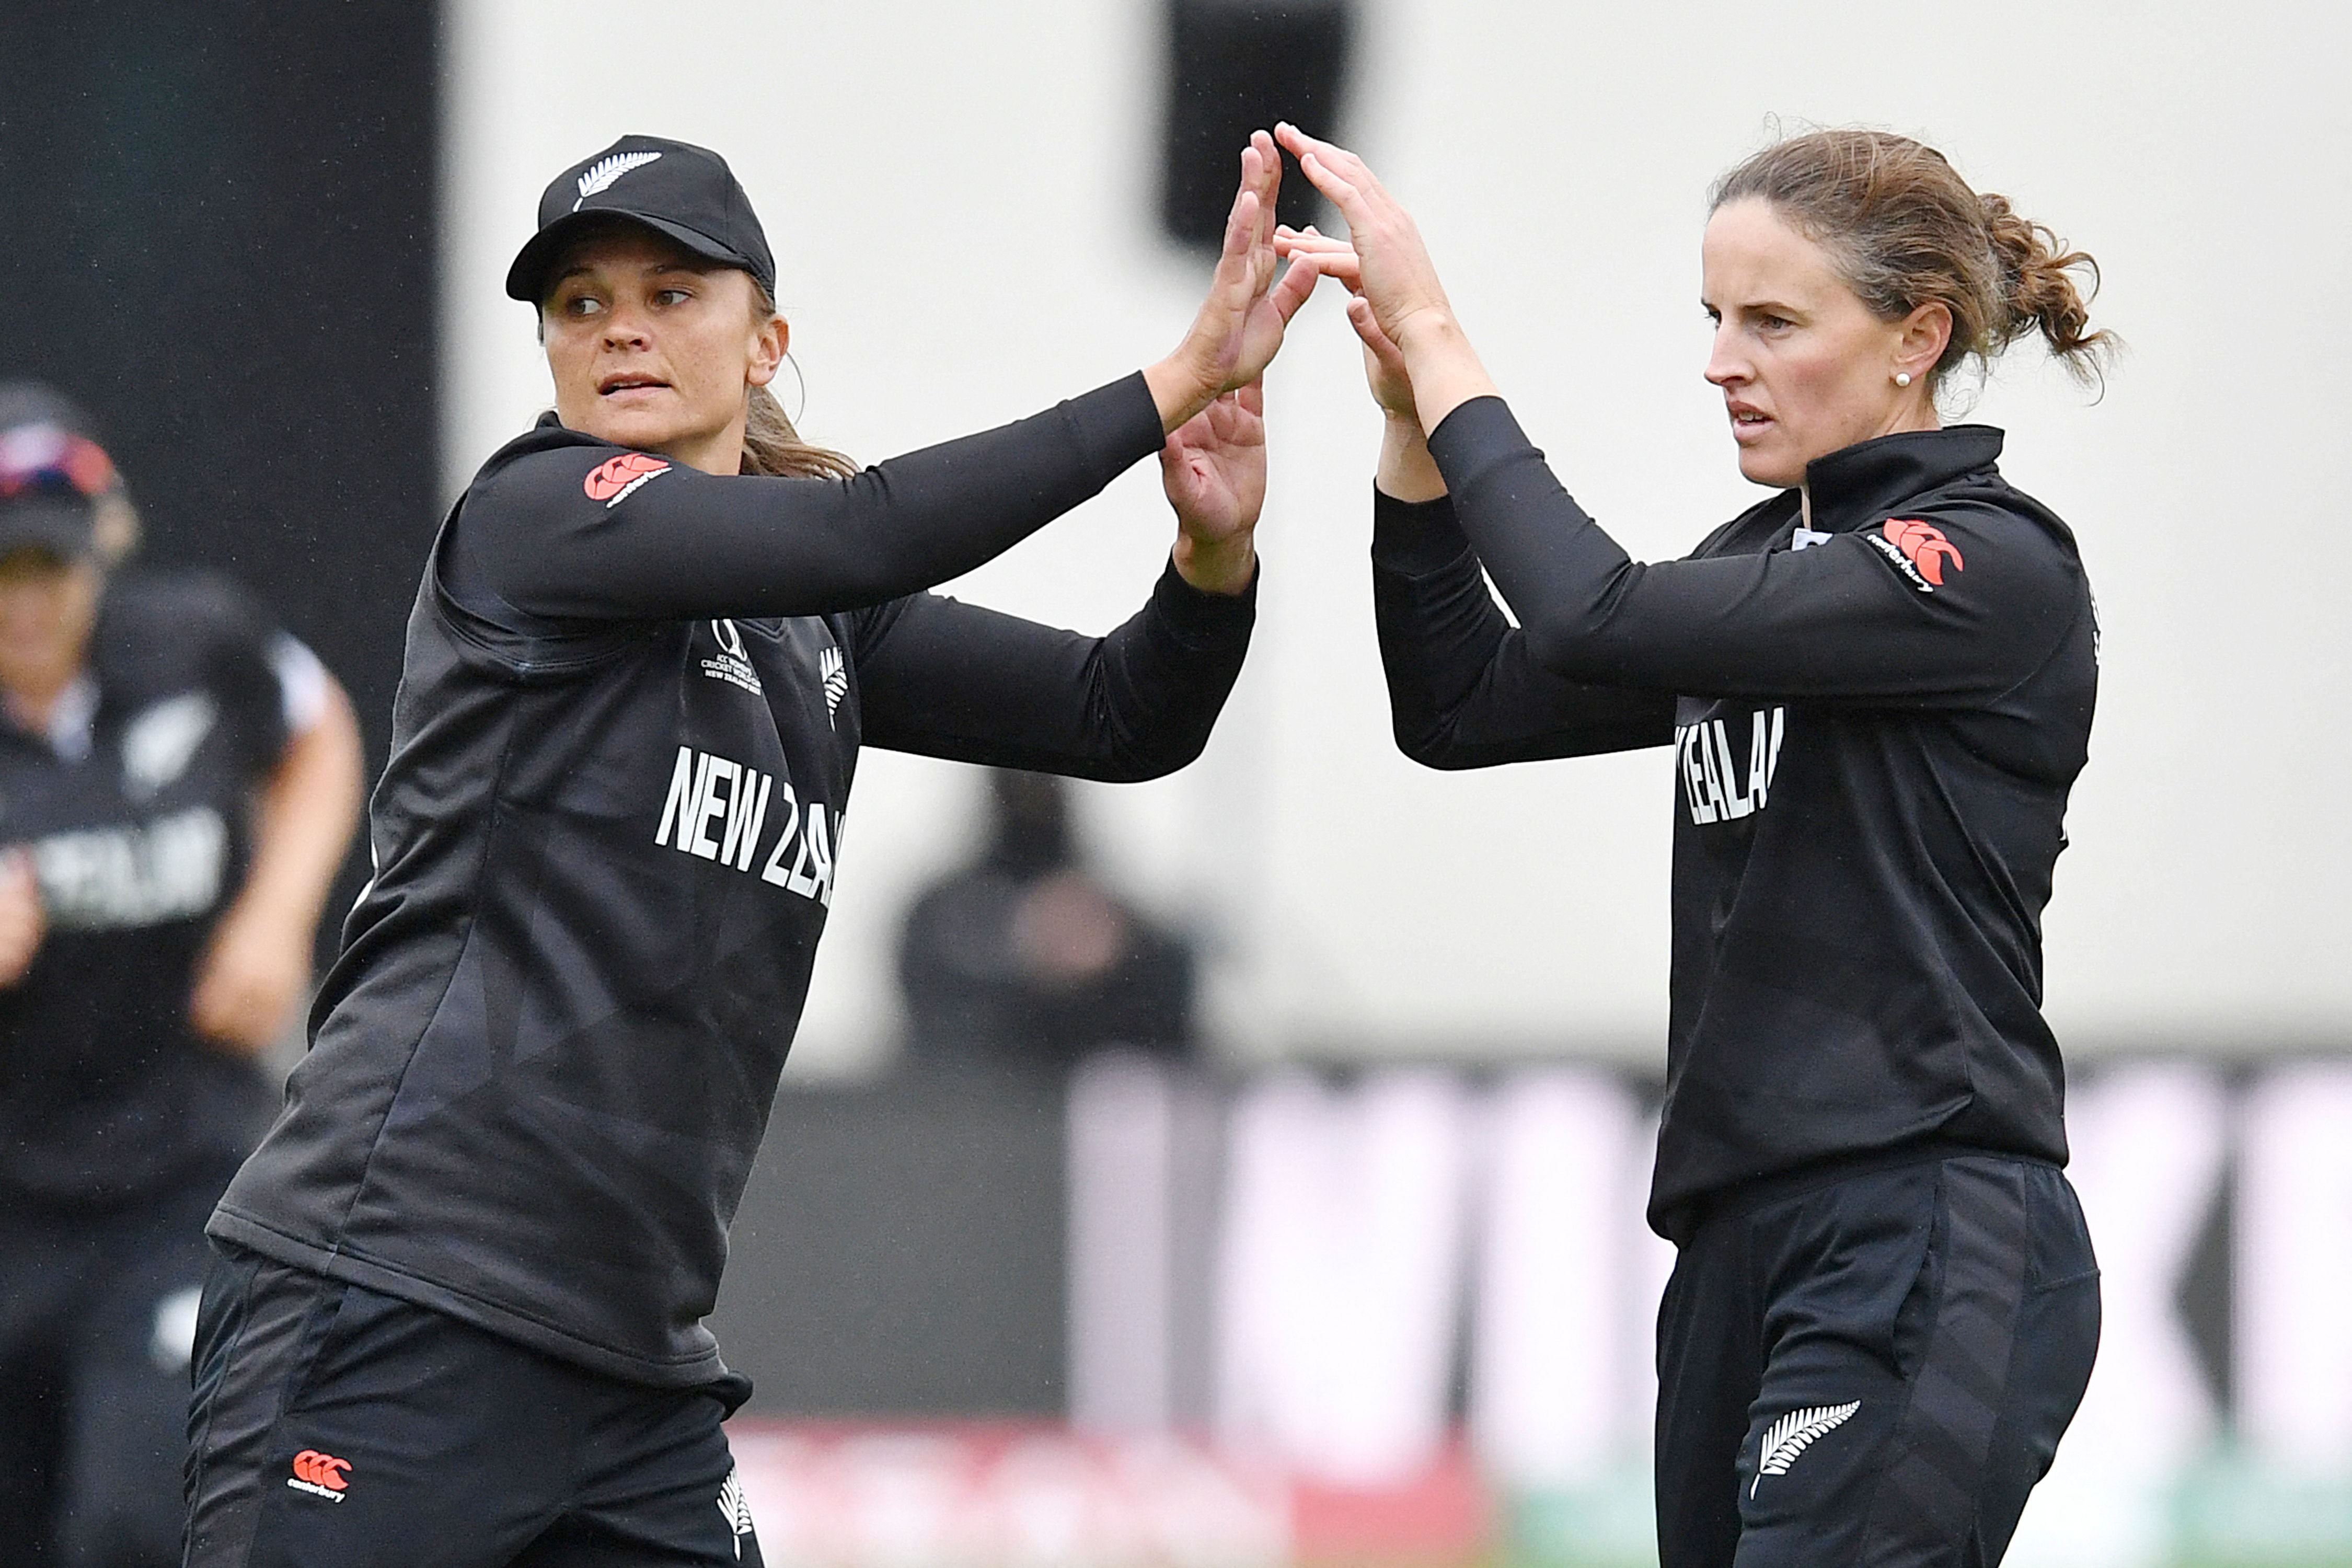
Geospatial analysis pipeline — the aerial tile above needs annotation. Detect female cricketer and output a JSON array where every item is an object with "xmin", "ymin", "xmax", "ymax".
[
  {"xmin": 1278, "ymin": 124, "xmax": 2109, "ymax": 1566},
  {"xmin": 0, "ymin": 383, "xmax": 363, "ymax": 1567},
  {"xmin": 181, "ymin": 132, "xmax": 1315, "ymax": 1566}
]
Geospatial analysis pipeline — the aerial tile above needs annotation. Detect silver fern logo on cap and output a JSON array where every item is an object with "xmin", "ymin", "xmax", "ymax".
[
  {"xmin": 573, "ymin": 150, "xmax": 663, "ymax": 211},
  {"xmin": 1751, "ymin": 1401, "xmax": 1860, "ymax": 1497}
]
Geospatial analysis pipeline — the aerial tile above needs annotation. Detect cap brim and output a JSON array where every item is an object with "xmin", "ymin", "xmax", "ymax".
[
  {"xmin": 504, "ymin": 210, "xmax": 767, "ymax": 303},
  {"xmin": 0, "ymin": 500, "xmax": 97, "ymax": 560}
]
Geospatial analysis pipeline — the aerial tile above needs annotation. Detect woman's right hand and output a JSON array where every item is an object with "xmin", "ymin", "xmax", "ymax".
[
  {"xmin": 1146, "ymin": 131, "xmax": 1322, "ymax": 434},
  {"xmin": 1276, "ymin": 224, "xmax": 1418, "ymax": 422},
  {"xmin": 1272, "ymin": 124, "xmax": 1500, "ymax": 434},
  {"xmin": 0, "ymin": 849, "xmax": 45, "ymax": 987},
  {"xmin": 1277, "ymin": 223, "xmax": 1447, "ymax": 502}
]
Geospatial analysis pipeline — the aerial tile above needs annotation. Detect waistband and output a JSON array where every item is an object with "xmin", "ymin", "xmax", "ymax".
[{"xmin": 1674, "ymin": 1138, "xmax": 2060, "ymax": 1240}]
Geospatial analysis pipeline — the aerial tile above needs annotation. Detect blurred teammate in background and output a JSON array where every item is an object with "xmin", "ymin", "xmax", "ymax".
[
  {"xmin": 1281, "ymin": 125, "xmax": 2107, "ymax": 1565},
  {"xmin": 899, "ymin": 769, "xmax": 1195, "ymax": 1071},
  {"xmin": 183, "ymin": 132, "xmax": 1311, "ymax": 1566},
  {"xmin": 0, "ymin": 384, "xmax": 363, "ymax": 1568}
]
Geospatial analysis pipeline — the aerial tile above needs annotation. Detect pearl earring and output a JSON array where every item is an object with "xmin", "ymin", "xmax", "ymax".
[{"xmin": 1894, "ymin": 371, "xmax": 1913, "ymax": 388}]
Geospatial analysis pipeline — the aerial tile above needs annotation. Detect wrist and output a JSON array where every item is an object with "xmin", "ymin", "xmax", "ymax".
[
  {"xmin": 1376, "ymin": 419, "xmax": 1447, "ymax": 504},
  {"xmin": 1392, "ymin": 307, "xmax": 1464, "ymax": 356},
  {"xmin": 1172, "ymin": 530, "xmax": 1256, "ymax": 596},
  {"xmin": 1144, "ymin": 356, "xmax": 1218, "ymax": 436}
]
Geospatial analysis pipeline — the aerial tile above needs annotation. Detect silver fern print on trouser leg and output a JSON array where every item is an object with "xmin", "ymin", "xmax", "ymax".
[
  {"xmin": 1751, "ymin": 1401, "xmax": 1862, "ymax": 1497},
  {"xmin": 715, "ymin": 1466, "xmax": 757, "ymax": 1560}
]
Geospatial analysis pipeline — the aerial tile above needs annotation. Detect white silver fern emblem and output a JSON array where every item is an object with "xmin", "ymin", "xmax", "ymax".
[
  {"xmin": 820, "ymin": 646, "xmax": 848, "ymax": 727},
  {"xmin": 573, "ymin": 149, "xmax": 663, "ymax": 211},
  {"xmin": 715, "ymin": 1467, "xmax": 753, "ymax": 1556},
  {"xmin": 1752, "ymin": 1401, "xmax": 1860, "ymax": 1496}
]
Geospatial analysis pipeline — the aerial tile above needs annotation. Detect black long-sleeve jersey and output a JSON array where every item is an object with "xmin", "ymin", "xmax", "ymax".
[
  {"xmin": 212, "ymin": 374, "xmax": 1255, "ymax": 1387},
  {"xmin": 0, "ymin": 574, "xmax": 298, "ymax": 1208},
  {"xmin": 1370, "ymin": 400, "xmax": 2096, "ymax": 1241}
]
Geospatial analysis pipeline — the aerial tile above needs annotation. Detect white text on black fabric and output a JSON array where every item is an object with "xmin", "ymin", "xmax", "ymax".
[
  {"xmin": 654, "ymin": 746, "xmax": 836, "ymax": 905},
  {"xmin": 1676, "ymin": 708, "xmax": 1785, "ymax": 826},
  {"xmin": 32, "ymin": 806, "xmax": 227, "ymax": 930}
]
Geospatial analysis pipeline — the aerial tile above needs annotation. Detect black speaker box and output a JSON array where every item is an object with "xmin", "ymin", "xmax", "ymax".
[{"xmin": 1159, "ymin": 0, "xmax": 1357, "ymax": 250}]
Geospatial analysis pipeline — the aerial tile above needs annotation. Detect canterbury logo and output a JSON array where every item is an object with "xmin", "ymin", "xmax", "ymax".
[
  {"xmin": 573, "ymin": 149, "xmax": 662, "ymax": 211},
  {"xmin": 1882, "ymin": 518, "xmax": 1964, "ymax": 585},
  {"xmin": 820, "ymin": 646, "xmax": 848, "ymax": 727},
  {"xmin": 286, "ymin": 1449, "xmax": 352, "ymax": 1502},
  {"xmin": 1752, "ymin": 1401, "xmax": 1859, "ymax": 1496},
  {"xmin": 585, "ymin": 452, "xmax": 670, "ymax": 506}
]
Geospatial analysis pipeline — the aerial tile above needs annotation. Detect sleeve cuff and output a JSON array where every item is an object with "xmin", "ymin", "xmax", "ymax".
[
  {"xmin": 1371, "ymin": 486, "xmax": 1475, "ymax": 575},
  {"xmin": 1151, "ymin": 552, "xmax": 1258, "ymax": 641},
  {"xmin": 1068, "ymin": 372, "xmax": 1171, "ymax": 476},
  {"xmin": 1425, "ymin": 395, "xmax": 1538, "ymax": 497}
]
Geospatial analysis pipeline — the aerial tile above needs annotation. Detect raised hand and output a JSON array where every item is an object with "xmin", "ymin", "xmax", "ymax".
[
  {"xmin": 1146, "ymin": 131, "xmax": 1324, "ymax": 434},
  {"xmin": 1277, "ymin": 224, "xmax": 1417, "ymax": 422},
  {"xmin": 1272, "ymin": 124, "xmax": 1499, "ymax": 432},
  {"xmin": 1161, "ymin": 381, "xmax": 1266, "ymax": 595}
]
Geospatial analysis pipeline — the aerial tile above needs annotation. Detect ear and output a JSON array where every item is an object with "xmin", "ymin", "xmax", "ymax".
[
  {"xmin": 746, "ymin": 308, "xmax": 787, "ymax": 391},
  {"xmin": 91, "ymin": 493, "xmax": 139, "ymax": 566},
  {"xmin": 1895, "ymin": 301, "xmax": 1951, "ymax": 384}
]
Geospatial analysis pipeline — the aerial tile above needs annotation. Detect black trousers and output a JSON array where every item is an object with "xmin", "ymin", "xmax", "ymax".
[
  {"xmin": 0, "ymin": 1170, "xmax": 230, "ymax": 1568},
  {"xmin": 1655, "ymin": 1153, "xmax": 2100, "ymax": 1568},
  {"xmin": 182, "ymin": 1243, "xmax": 763, "ymax": 1567}
]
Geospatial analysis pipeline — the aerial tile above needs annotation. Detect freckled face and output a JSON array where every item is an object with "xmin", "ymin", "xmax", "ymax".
[
  {"xmin": 1701, "ymin": 198, "xmax": 1925, "ymax": 490},
  {"xmin": 540, "ymin": 226, "xmax": 781, "ymax": 475}
]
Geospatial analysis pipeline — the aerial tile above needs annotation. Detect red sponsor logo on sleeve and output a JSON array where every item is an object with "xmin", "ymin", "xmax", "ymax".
[
  {"xmin": 584, "ymin": 452, "xmax": 671, "ymax": 504},
  {"xmin": 1882, "ymin": 518, "xmax": 1965, "ymax": 586}
]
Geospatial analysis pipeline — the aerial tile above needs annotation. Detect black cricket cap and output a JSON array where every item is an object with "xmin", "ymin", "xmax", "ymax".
[
  {"xmin": 0, "ymin": 383, "xmax": 116, "ymax": 560},
  {"xmin": 505, "ymin": 134, "xmax": 777, "ymax": 306}
]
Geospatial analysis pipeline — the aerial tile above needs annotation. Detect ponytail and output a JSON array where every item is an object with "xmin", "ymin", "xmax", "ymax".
[
  {"xmin": 741, "ymin": 381, "xmax": 855, "ymax": 479},
  {"xmin": 1979, "ymin": 192, "xmax": 2114, "ymax": 385},
  {"xmin": 740, "ymin": 282, "xmax": 855, "ymax": 479}
]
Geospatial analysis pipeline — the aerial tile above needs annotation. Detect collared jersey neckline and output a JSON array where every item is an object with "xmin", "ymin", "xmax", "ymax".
[{"xmin": 1799, "ymin": 424, "xmax": 2006, "ymax": 536}]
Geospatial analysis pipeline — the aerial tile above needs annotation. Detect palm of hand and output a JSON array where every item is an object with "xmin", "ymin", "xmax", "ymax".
[{"xmin": 1164, "ymin": 388, "xmax": 1266, "ymax": 543}]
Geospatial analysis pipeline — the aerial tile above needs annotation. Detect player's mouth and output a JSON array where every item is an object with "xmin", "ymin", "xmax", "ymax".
[
  {"xmin": 1726, "ymin": 401, "xmax": 1772, "ymax": 442},
  {"xmin": 598, "ymin": 373, "xmax": 671, "ymax": 398}
]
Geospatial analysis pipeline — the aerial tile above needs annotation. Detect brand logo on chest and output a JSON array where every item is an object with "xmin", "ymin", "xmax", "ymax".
[{"xmin": 1676, "ymin": 707, "xmax": 1784, "ymax": 826}]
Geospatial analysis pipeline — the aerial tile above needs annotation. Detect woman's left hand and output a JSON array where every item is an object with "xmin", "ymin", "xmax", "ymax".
[
  {"xmin": 1146, "ymin": 132, "xmax": 1326, "ymax": 434},
  {"xmin": 1163, "ymin": 381, "xmax": 1266, "ymax": 596}
]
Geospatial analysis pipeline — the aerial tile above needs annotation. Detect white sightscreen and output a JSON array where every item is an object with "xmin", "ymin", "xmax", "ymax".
[{"xmin": 445, "ymin": 0, "xmax": 2349, "ymax": 1071}]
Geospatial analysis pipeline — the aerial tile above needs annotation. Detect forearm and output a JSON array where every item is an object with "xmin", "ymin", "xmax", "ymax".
[
  {"xmin": 858, "ymin": 561, "xmax": 1256, "ymax": 782},
  {"xmin": 1396, "ymin": 313, "xmax": 1503, "ymax": 439},
  {"xmin": 1422, "ymin": 399, "xmax": 2070, "ymax": 701},
  {"xmin": 1373, "ymin": 490, "xmax": 1671, "ymax": 766},
  {"xmin": 481, "ymin": 377, "xmax": 1169, "ymax": 622},
  {"xmin": 234, "ymin": 682, "xmax": 365, "ymax": 943}
]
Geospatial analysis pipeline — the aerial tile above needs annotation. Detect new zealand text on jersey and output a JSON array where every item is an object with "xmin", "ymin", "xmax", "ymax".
[
  {"xmin": 1677, "ymin": 708, "xmax": 1785, "ymax": 826},
  {"xmin": 653, "ymin": 745, "xmax": 839, "ymax": 905}
]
